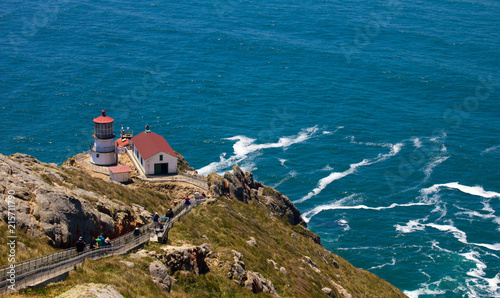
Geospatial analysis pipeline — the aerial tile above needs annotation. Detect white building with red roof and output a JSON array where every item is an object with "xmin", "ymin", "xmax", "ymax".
[
  {"xmin": 109, "ymin": 165, "xmax": 132, "ymax": 182},
  {"xmin": 90, "ymin": 110, "xmax": 117, "ymax": 166},
  {"xmin": 131, "ymin": 125, "xmax": 178, "ymax": 175}
]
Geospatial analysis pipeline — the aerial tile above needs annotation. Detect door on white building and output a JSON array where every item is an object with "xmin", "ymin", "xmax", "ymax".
[{"xmin": 154, "ymin": 163, "xmax": 169, "ymax": 175}]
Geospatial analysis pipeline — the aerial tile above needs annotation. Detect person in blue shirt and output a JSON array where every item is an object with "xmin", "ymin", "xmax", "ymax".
[{"xmin": 153, "ymin": 212, "xmax": 160, "ymax": 228}]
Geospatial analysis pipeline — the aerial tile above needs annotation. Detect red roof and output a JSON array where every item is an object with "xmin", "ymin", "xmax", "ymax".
[
  {"xmin": 93, "ymin": 110, "xmax": 114, "ymax": 124},
  {"xmin": 109, "ymin": 165, "xmax": 132, "ymax": 174},
  {"xmin": 115, "ymin": 138, "xmax": 130, "ymax": 147},
  {"xmin": 131, "ymin": 131, "xmax": 177, "ymax": 160}
]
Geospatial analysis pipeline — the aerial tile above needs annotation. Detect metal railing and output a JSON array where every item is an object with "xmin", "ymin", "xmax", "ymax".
[
  {"xmin": 153, "ymin": 197, "xmax": 206, "ymax": 243},
  {"xmin": 0, "ymin": 197, "xmax": 206, "ymax": 294}
]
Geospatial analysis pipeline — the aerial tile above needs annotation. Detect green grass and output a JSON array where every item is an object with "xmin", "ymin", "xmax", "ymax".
[
  {"xmin": 168, "ymin": 197, "xmax": 406, "ymax": 297},
  {"xmin": 0, "ymin": 222, "xmax": 57, "ymax": 267}
]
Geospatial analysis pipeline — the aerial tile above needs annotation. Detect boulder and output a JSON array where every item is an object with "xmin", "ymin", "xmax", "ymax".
[
  {"xmin": 56, "ymin": 283, "xmax": 123, "ymax": 298},
  {"xmin": 159, "ymin": 244, "xmax": 210, "ymax": 275},
  {"xmin": 244, "ymin": 271, "xmax": 278, "ymax": 296},
  {"xmin": 228, "ymin": 251, "xmax": 278, "ymax": 296},
  {"xmin": 280, "ymin": 267, "xmax": 287, "ymax": 275},
  {"xmin": 246, "ymin": 237, "xmax": 258, "ymax": 247},
  {"xmin": 149, "ymin": 260, "xmax": 173, "ymax": 292}
]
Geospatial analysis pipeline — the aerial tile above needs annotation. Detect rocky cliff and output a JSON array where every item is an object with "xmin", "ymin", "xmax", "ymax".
[
  {"xmin": 0, "ymin": 153, "xmax": 153, "ymax": 248},
  {"xmin": 1, "ymin": 153, "xmax": 406, "ymax": 297}
]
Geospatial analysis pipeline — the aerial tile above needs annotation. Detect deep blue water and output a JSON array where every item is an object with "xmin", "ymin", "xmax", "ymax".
[{"xmin": 1, "ymin": 0, "xmax": 499, "ymax": 296}]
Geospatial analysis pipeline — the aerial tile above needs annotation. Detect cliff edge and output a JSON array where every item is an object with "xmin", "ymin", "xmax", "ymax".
[{"xmin": 0, "ymin": 153, "xmax": 405, "ymax": 297}]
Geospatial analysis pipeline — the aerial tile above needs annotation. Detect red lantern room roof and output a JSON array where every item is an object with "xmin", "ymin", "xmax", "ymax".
[{"xmin": 93, "ymin": 110, "xmax": 114, "ymax": 124}]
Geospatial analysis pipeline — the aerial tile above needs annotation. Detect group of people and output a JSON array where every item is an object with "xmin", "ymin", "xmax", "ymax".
[
  {"xmin": 75, "ymin": 233, "xmax": 111, "ymax": 253},
  {"xmin": 76, "ymin": 192, "xmax": 208, "ymax": 251},
  {"xmin": 152, "ymin": 207, "xmax": 175, "ymax": 231}
]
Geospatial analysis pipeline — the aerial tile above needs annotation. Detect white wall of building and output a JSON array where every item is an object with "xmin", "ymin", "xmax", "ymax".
[
  {"xmin": 91, "ymin": 151, "xmax": 116, "ymax": 165},
  {"xmin": 132, "ymin": 145, "xmax": 177, "ymax": 175},
  {"xmin": 93, "ymin": 138, "xmax": 115, "ymax": 152},
  {"xmin": 110, "ymin": 171, "xmax": 130, "ymax": 182},
  {"xmin": 144, "ymin": 152, "xmax": 178, "ymax": 175}
]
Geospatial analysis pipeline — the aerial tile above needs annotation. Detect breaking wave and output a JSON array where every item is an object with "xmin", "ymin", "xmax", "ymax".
[
  {"xmin": 197, "ymin": 126, "xmax": 319, "ymax": 175},
  {"xmin": 294, "ymin": 142, "xmax": 403, "ymax": 204}
]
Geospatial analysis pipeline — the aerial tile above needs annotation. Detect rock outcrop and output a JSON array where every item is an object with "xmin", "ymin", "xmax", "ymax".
[
  {"xmin": 149, "ymin": 261, "xmax": 174, "ymax": 292},
  {"xmin": 157, "ymin": 244, "xmax": 211, "ymax": 276},
  {"xmin": 56, "ymin": 283, "xmax": 123, "ymax": 298},
  {"xmin": 207, "ymin": 164, "xmax": 306, "ymax": 227},
  {"xmin": 0, "ymin": 153, "xmax": 147, "ymax": 248},
  {"xmin": 228, "ymin": 250, "xmax": 278, "ymax": 296}
]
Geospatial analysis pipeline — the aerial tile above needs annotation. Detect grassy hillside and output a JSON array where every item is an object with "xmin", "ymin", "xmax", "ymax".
[
  {"xmin": 167, "ymin": 196, "xmax": 405, "ymax": 297},
  {"xmin": 14, "ymin": 195, "xmax": 405, "ymax": 297}
]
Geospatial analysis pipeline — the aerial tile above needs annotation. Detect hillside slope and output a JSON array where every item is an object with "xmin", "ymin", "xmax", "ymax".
[{"xmin": 0, "ymin": 153, "xmax": 405, "ymax": 297}]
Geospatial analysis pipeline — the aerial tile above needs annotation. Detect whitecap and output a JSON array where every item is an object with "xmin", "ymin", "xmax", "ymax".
[
  {"xmin": 461, "ymin": 251, "xmax": 487, "ymax": 278},
  {"xmin": 302, "ymin": 197, "xmax": 431, "ymax": 223},
  {"xmin": 368, "ymin": 258, "xmax": 396, "ymax": 270},
  {"xmin": 421, "ymin": 182, "xmax": 500, "ymax": 199},
  {"xmin": 197, "ymin": 126, "xmax": 319, "ymax": 175},
  {"xmin": 294, "ymin": 142, "xmax": 403, "ymax": 204},
  {"xmin": 425, "ymin": 223, "xmax": 500, "ymax": 251},
  {"xmin": 422, "ymin": 156, "xmax": 449, "ymax": 183},
  {"xmin": 271, "ymin": 170, "xmax": 297, "ymax": 188},
  {"xmin": 335, "ymin": 219, "xmax": 351, "ymax": 231},
  {"xmin": 278, "ymin": 158, "xmax": 287, "ymax": 167},
  {"xmin": 395, "ymin": 217, "xmax": 428, "ymax": 233},
  {"xmin": 481, "ymin": 145, "xmax": 500, "ymax": 156},
  {"xmin": 412, "ymin": 137, "xmax": 422, "ymax": 148}
]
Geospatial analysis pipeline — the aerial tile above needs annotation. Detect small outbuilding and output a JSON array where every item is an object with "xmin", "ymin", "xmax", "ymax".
[{"xmin": 109, "ymin": 165, "xmax": 132, "ymax": 182}]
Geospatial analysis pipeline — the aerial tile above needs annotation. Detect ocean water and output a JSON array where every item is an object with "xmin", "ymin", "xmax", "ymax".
[{"xmin": 1, "ymin": 0, "xmax": 499, "ymax": 296}]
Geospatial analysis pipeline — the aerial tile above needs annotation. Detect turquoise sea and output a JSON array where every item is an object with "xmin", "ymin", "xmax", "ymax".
[{"xmin": 1, "ymin": 0, "xmax": 499, "ymax": 296}]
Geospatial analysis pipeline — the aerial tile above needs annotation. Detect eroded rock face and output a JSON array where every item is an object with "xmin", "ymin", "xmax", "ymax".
[
  {"xmin": 149, "ymin": 261, "xmax": 174, "ymax": 292},
  {"xmin": 0, "ymin": 153, "xmax": 146, "ymax": 248},
  {"xmin": 158, "ymin": 244, "xmax": 211, "ymax": 276},
  {"xmin": 207, "ymin": 164, "xmax": 306, "ymax": 228},
  {"xmin": 228, "ymin": 250, "xmax": 278, "ymax": 297}
]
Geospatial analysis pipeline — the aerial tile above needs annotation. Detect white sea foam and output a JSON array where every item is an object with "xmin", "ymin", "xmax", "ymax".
[
  {"xmin": 335, "ymin": 219, "xmax": 351, "ymax": 231},
  {"xmin": 368, "ymin": 258, "xmax": 396, "ymax": 270},
  {"xmin": 271, "ymin": 170, "xmax": 297, "ymax": 188},
  {"xmin": 412, "ymin": 137, "xmax": 422, "ymax": 148},
  {"xmin": 395, "ymin": 217, "xmax": 428, "ymax": 233},
  {"xmin": 461, "ymin": 251, "xmax": 487, "ymax": 278},
  {"xmin": 400, "ymin": 221, "xmax": 500, "ymax": 251},
  {"xmin": 294, "ymin": 142, "xmax": 403, "ymax": 204},
  {"xmin": 460, "ymin": 251, "xmax": 500, "ymax": 296},
  {"xmin": 348, "ymin": 136, "xmax": 393, "ymax": 148},
  {"xmin": 430, "ymin": 131, "xmax": 447, "ymax": 142},
  {"xmin": 422, "ymin": 156, "xmax": 449, "ymax": 182},
  {"xmin": 302, "ymin": 199, "xmax": 430, "ymax": 223},
  {"xmin": 421, "ymin": 182, "xmax": 500, "ymax": 199},
  {"xmin": 278, "ymin": 158, "xmax": 287, "ymax": 167},
  {"xmin": 404, "ymin": 283, "xmax": 447, "ymax": 298},
  {"xmin": 197, "ymin": 126, "xmax": 319, "ymax": 175},
  {"xmin": 481, "ymin": 145, "xmax": 500, "ymax": 156},
  {"xmin": 322, "ymin": 165, "xmax": 333, "ymax": 171}
]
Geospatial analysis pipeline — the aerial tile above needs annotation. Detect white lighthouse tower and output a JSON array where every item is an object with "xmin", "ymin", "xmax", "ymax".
[{"xmin": 90, "ymin": 110, "xmax": 117, "ymax": 165}]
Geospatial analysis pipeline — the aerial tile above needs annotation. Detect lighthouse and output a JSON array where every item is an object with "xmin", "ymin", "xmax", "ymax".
[{"xmin": 90, "ymin": 110, "xmax": 117, "ymax": 165}]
